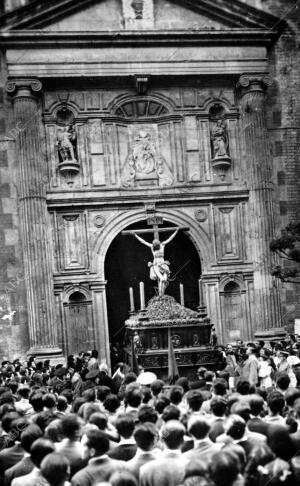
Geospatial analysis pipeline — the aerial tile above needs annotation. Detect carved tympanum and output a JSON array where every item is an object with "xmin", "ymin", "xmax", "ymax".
[{"xmin": 121, "ymin": 129, "xmax": 173, "ymax": 187}]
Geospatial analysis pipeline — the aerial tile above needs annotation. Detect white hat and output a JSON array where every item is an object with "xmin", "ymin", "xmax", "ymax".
[{"xmin": 137, "ymin": 371, "xmax": 157, "ymax": 386}]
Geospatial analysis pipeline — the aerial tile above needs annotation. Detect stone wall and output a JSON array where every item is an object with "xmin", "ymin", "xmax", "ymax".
[{"xmin": 0, "ymin": 51, "xmax": 29, "ymax": 359}]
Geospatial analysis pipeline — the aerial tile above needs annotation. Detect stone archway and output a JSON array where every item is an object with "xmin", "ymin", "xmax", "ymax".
[
  {"xmin": 104, "ymin": 219, "xmax": 202, "ymax": 369},
  {"xmin": 91, "ymin": 208, "xmax": 213, "ymax": 368}
]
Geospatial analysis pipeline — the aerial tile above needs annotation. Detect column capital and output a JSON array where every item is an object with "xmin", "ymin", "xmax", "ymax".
[
  {"xmin": 237, "ymin": 74, "xmax": 272, "ymax": 96},
  {"xmin": 6, "ymin": 78, "xmax": 42, "ymax": 99}
]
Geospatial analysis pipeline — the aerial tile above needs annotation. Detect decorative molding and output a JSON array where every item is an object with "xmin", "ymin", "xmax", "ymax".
[
  {"xmin": 237, "ymin": 74, "xmax": 272, "ymax": 94},
  {"xmin": 195, "ymin": 209, "xmax": 208, "ymax": 223},
  {"xmin": 93, "ymin": 215, "xmax": 106, "ymax": 228},
  {"xmin": 6, "ymin": 78, "xmax": 42, "ymax": 97}
]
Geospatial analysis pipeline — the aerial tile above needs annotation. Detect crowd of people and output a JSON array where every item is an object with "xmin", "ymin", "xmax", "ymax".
[{"xmin": 1, "ymin": 337, "xmax": 300, "ymax": 486}]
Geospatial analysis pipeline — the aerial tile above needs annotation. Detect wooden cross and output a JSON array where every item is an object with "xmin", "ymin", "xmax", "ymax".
[{"xmin": 121, "ymin": 216, "xmax": 189, "ymax": 241}]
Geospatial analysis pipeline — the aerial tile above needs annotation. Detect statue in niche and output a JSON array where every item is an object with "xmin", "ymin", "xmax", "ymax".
[
  {"xmin": 192, "ymin": 333, "xmax": 200, "ymax": 346},
  {"xmin": 211, "ymin": 119, "xmax": 229, "ymax": 159},
  {"xmin": 56, "ymin": 125, "xmax": 77, "ymax": 163},
  {"xmin": 150, "ymin": 334, "xmax": 159, "ymax": 350}
]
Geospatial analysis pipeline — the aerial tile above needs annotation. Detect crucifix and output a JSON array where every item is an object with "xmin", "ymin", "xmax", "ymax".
[{"xmin": 122, "ymin": 215, "xmax": 189, "ymax": 297}]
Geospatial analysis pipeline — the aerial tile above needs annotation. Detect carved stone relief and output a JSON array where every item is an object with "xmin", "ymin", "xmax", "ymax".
[
  {"xmin": 121, "ymin": 125, "xmax": 173, "ymax": 188},
  {"xmin": 122, "ymin": 0, "xmax": 154, "ymax": 29}
]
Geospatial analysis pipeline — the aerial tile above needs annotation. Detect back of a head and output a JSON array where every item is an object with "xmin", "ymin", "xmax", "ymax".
[
  {"xmin": 109, "ymin": 471, "xmax": 138, "ymax": 486},
  {"xmin": 138, "ymin": 405, "xmax": 158, "ymax": 424},
  {"xmin": 210, "ymin": 396, "xmax": 227, "ymax": 417},
  {"xmin": 57, "ymin": 395, "xmax": 68, "ymax": 412},
  {"xmin": 188, "ymin": 416, "xmax": 210, "ymax": 440},
  {"xmin": 186, "ymin": 390, "xmax": 203, "ymax": 412},
  {"xmin": 43, "ymin": 393, "xmax": 57, "ymax": 409},
  {"xmin": 175, "ymin": 378, "xmax": 189, "ymax": 394},
  {"xmin": 104, "ymin": 394, "xmax": 120, "ymax": 413},
  {"xmin": 125, "ymin": 388, "xmax": 142, "ymax": 408},
  {"xmin": 267, "ymin": 425, "xmax": 294, "ymax": 461},
  {"xmin": 162, "ymin": 404, "xmax": 180, "ymax": 422},
  {"xmin": 30, "ymin": 392, "xmax": 44, "ymax": 412},
  {"xmin": 30, "ymin": 438, "xmax": 56, "ymax": 468},
  {"xmin": 170, "ymin": 386, "xmax": 184, "ymax": 405},
  {"xmin": 209, "ymin": 451, "xmax": 240, "ymax": 486},
  {"xmin": 267, "ymin": 391, "xmax": 285, "ymax": 415},
  {"xmin": 21, "ymin": 424, "xmax": 43, "ymax": 453},
  {"xmin": 61, "ymin": 413, "xmax": 82, "ymax": 440},
  {"xmin": 134, "ymin": 422, "xmax": 158, "ymax": 451},
  {"xmin": 285, "ymin": 388, "xmax": 300, "ymax": 408},
  {"xmin": 85, "ymin": 428, "xmax": 110, "ymax": 456},
  {"xmin": 40, "ymin": 452, "xmax": 70, "ymax": 486},
  {"xmin": 115, "ymin": 413, "xmax": 135, "ymax": 439},
  {"xmin": 226, "ymin": 414, "xmax": 246, "ymax": 440},
  {"xmin": 18, "ymin": 386, "xmax": 30, "ymax": 399},
  {"xmin": 161, "ymin": 419, "xmax": 185, "ymax": 449},
  {"xmin": 236, "ymin": 380, "xmax": 251, "ymax": 396},
  {"xmin": 155, "ymin": 394, "xmax": 170, "ymax": 414},
  {"xmin": 89, "ymin": 412, "xmax": 108, "ymax": 430},
  {"xmin": 248, "ymin": 394, "xmax": 265, "ymax": 416},
  {"xmin": 124, "ymin": 372, "xmax": 137, "ymax": 385},
  {"xmin": 276, "ymin": 372, "xmax": 290, "ymax": 391},
  {"xmin": 230, "ymin": 401, "xmax": 251, "ymax": 422},
  {"xmin": 83, "ymin": 388, "xmax": 96, "ymax": 402},
  {"xmin": 1, "ymin": 411, "xmax": 20, "ymax": 433},
  {"xmin": 151, "ymin": 379, "xmax": 164, "ymax": 397},
  {"xmin": 212, "ymin": 378, "xmax": 228, "ymax": 396},
  {"xmin": 97, "ymin": 386, "xmax": 111, "ymax": 402}
]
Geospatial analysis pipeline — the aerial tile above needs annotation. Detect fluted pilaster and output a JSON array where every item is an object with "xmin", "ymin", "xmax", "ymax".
[
  {"xmin": 6, "ymin": 78, "xmax": 62, "ymax": 357},
  {"xmin": 237, "ymin": 74, "xmax": 282, "ymax": 331}
]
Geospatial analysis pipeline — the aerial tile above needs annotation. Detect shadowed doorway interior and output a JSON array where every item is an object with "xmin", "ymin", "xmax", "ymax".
[{"xmin": 105, "ymin": 220, "xmax": 201, "ymax": 367}]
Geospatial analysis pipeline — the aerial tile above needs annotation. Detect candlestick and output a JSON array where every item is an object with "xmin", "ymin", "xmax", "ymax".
[
  {"xmin": 129, "ymin": 287, "xmax": 135, "ymax": 313},
  {"xmin": 139, "ymin": 282, "xmax": 145, "ymax": 311},
  {"xmin": 180, "ymin": 283, "xmax": 184, "ymax": 306}
]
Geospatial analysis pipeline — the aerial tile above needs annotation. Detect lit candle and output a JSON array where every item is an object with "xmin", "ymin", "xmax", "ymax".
[
  {"xmin": 180, "ymin": 283, "xmax": 184, "ymax": 306},
  {"xmin": 139, "ymin": 282, "xmax": 145, "ymax": 311},
  {"xmin": 129, "ymin": 287, "xmax": 135, "ymax": 313},
  {"xmin": 198, "ymin": 278, "xmax": 204, "ymax": 307}
]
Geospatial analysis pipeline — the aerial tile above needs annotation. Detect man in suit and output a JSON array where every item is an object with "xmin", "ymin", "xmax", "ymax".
[
  {"xmin": 0, "ymin": 418, "xmax": 28, "ymax": 482},
  {"xmin": 55, "ymin": 414, "xmax": 87, "ymax": 477},
  {"xmin": 140, "ymin": 420, "xmax": 188, "ymax": 486},
  {"xmin": 71, "ymin": 429, "xmax": 126, "ymax": 486},
  {"xmin": 184, "ymin": 416, "xmax": 222, "ymax": 464},
  {"xmin": 108, "ymin": 414, "xmax": 137, "ymax": 461},
  {"xmin": 241, "ymin": 347, "xmax": 259, "ymax": 386},
  {"xmin": 11, "ymin": 438, "xmax": 55, "ymax": 486},
  {"xmin": 5, "ymin": 424, "xmax": 43, "ymax": 486},
  {"xmin": 127, "ymin": 422, "xmax": 158, "ymax": 481},
  {"xmin": 290, "ymin": 397, "xmax": 300, "ymax": 451}
]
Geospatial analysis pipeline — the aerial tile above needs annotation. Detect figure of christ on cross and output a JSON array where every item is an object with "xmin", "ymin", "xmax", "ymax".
[{"xmin": 122, "ymin": 223, "xmax": 189, "ymax": 297}]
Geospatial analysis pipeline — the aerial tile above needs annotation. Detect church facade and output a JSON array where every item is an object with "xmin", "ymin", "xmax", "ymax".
[{"xmin": 0, "ymin": 0, "xmax": 299, "ymax": 364}]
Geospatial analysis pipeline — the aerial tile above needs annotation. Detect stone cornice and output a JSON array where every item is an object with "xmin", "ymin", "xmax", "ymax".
[
  {"xmin": 6, "ymin": 78, "xmax": 42, "ymax": 98},
  {"xmin": 0, "ymin": 30, "xmax": 281, "ymax": 48},
  {"xmin": 46, "ymin": 189, "xmax": 250, "ymax": 209}
]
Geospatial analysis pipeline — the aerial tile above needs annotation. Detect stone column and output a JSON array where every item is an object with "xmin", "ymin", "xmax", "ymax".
[
  {"xmin": 6, "ymin": 78, "xmax": 62, "ymax": 357},
  {"xmin": 237, "ymin": 74, "xmax": 282, "ymax": 331}
]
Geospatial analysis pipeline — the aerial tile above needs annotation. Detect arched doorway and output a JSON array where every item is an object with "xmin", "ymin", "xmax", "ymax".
[{"xmin": 104, "ymin": 219, "xmax": 201, "ymax": 368}]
